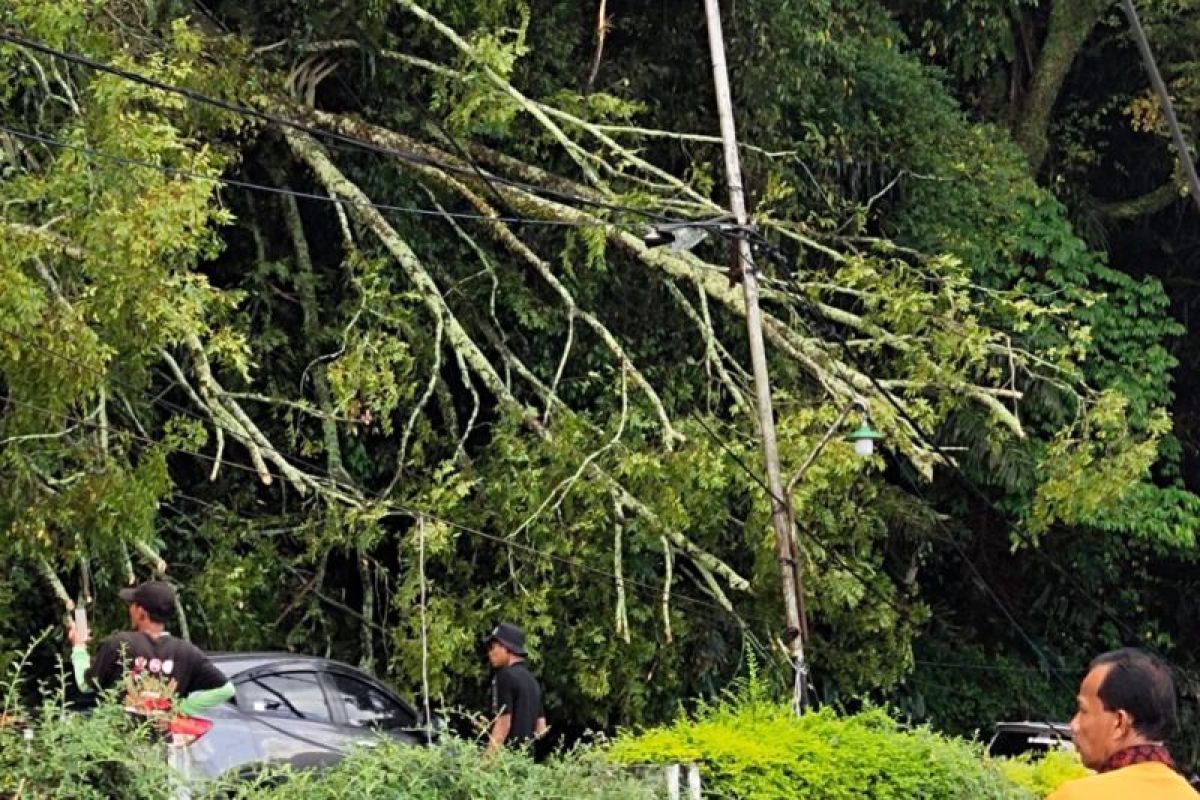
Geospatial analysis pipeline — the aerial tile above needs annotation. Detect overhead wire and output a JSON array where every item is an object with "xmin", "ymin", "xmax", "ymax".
[
  {"xmin": 0, "ymin": 30, "xmax": 727, "ymax": 229},
  {"xmin": 0, "ymin": 123, "xmax": 629, "ymax": 231},
  {"xmin": 5, "ymin": 22, "xmax": 1168, "ymax": 688},
  {"xmin": 0, "ymin": 28, "xmax": 760, "ymax": 637},
  {"xmin": 0, "ymin": 120, "xmax": 756, "ymax": 636}
]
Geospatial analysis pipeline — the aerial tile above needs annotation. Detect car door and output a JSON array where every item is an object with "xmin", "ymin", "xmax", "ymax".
[
  {"xmin": 323, "ymin": 668, "xmax": 422, "ymax": 746},
  {"xmin": 232, "ymin": 668, "xmax": 349, "ymax": 767}
]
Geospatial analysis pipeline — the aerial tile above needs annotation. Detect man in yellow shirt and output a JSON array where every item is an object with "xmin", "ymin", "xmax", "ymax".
[{"xmin": 1049, "ymin": 648, "xmax": 1197, "ymax": 799}]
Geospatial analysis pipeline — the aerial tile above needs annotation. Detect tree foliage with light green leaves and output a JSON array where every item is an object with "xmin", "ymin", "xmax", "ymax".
[{"xmin": 0, "ymin": 0, "xmax": 1195, "ymax": 744}]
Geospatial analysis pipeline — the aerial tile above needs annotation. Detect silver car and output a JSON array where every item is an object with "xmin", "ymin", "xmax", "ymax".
[{"xmin": 175, "ymin": 652, "xmax": 435, "ymax": 781}]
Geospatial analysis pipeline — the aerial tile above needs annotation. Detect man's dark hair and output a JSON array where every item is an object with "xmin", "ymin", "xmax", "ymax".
[{"xmin": 1090, "ymin": 648, "xmax": 1178, "ymax": 741}]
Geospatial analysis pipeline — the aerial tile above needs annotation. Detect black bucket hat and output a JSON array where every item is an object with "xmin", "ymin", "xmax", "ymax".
[
  {"xmin": 484, "ymin": 622, "xmax": 528, "ymax": 657},
  {"xmin": 118, "ymin": 580, "xmax": 176, "ymax": 621}
]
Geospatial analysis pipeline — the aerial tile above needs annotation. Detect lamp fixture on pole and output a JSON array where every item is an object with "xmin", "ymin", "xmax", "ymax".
[
  {"xmin": 845, "ymin": 420, "xmax": 884, "ymax": 458},
  {"xmin": 782, "ymin": 396, "xmax": 883, "ymax": 714}
]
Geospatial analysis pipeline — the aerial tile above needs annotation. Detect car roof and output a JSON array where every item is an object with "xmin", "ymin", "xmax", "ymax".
[
  {"xmin": 208, "ymin": 652, "xmax": 361, "ymax": 679},
  {"xmin": 993, "ymin": 721, "xmax": 1070, "ymax": 735}
]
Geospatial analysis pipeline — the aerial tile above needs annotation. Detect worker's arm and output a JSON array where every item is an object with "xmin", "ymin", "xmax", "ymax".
[
  {"xmin": 177, "ymin": 681, "xmax": 235, "ymax": 716},
  {"xmin": 71, "ymin": 645, "xmax": 90, "ymax": 693},
  {"xmin": 68, "ymin": 624, "xmax": 121, "ymax": 693},
  {"xmin": 535, "ymin": 716, "xmax": 548, "ymax": 738},
  {"xmin": 68, "ymin": 623, "xmax": 90, "ymax": 692},
  {"xmin": 486, "ymin": 713, "xmax": 512, "ymax": 755},
  {"xmin": 177, "ymin": 652, "xmax": 235, "ymax": 716}
]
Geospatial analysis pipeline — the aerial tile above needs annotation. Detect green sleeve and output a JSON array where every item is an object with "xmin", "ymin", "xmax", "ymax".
[
  {"xmin": 71, "ymin": 646, "xmax": 91, "ymax": 693},
  {"xmin": 177, "ymin": 681, "xmax": 235, "ymax": 716}
]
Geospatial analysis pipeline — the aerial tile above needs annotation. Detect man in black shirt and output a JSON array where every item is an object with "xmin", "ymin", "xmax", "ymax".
[
  {"xmin": 484, "ymin": 622, "xmax": 546, "ymax": 755},
  {"xmin": 68, "ymin": 580, "xmax": 234, "ymax": 717}
]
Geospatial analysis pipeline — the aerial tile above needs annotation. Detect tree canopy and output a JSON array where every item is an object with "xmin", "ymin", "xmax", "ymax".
[{"xmin": 1, "ymin": 0, "xmax": 1197, "ymax": 760}]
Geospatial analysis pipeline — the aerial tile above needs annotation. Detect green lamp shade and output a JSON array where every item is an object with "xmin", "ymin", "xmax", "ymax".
[{"xmin": 846, "ymin": 423, "xmax": 884, "ymax": 457}]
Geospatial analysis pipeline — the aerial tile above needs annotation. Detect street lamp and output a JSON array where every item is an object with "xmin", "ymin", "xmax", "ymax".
[
  {"xmin": 846, "ymin": 421, "xmax": 885, "ymax": 457},
  {"xmin": 785, "ymin": 398, "xmax": 881, "ymax": 496},
  {"xmin": 783, "ymin": 397, "xmax": 883, "ymax": 714}
]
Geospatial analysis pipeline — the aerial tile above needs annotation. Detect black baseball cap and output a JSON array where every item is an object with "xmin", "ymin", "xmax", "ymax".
[
  {"xmin": 484, "ymin": 622, "xmax": 528, "ymax": 656},
  {"xmin": 118, "ymin": 581, "xmax": 176, "ymax": 621}
]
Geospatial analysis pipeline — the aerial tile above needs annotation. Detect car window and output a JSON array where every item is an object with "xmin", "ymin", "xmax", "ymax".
[
  {"xmin": 236, "ymin": 671, "xmax": 331, "ymax": 722},
  {"xmin": 329, "ymin": 672, "xmax": 415, "ymax": 730}
]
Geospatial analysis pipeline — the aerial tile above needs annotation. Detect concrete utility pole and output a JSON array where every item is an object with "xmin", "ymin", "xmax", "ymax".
[{"xmin": 701, "ymin": 0, "xmax": 808, "ymax": 709}]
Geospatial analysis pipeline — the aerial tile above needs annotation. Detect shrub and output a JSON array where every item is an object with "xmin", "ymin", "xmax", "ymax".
[
  {"xmin": 608, "ymin": 689, "xmax": 1033, "ymax": 799},
  {"xmin": 997, "ymin": 750, "xmax": 1090, "ymax": 798},
  {"xmin": 0, "ymin": 684, "xmax": 659, "ymax": 799},
  {"xmin": 0, "ymin": 697, "xmax": 222, "ymax": 799},
  {"xmin": 235, "ymin": 739, "xmax": 661, "ymax": 800}
]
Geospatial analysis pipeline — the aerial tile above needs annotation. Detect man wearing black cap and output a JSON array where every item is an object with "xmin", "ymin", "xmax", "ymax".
[
  {"xmin": 484, "ymin": 622, "xmax": 546, "ymax": 755},
  {"xmin": 68, "ymin": 580, "xmax": 234, "ymax": 717}
]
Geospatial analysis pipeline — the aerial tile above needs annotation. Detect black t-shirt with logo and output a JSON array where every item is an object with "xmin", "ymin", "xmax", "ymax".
[
  {"xmin": 87, "ymin": 631, "xmax": 227, "ymax": 698},
  {"xmin": 491, "ymin": 661, "xmax": 544, "ymax": 746}
]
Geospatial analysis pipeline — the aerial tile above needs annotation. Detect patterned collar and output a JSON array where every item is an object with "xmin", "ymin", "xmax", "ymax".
[{"xmin": 1100, "ymin": 743, "xmax": 1176, "ymax": 773}]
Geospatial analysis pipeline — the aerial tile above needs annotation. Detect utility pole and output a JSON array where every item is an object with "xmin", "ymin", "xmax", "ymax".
[
  {"xmin": 1120, "ymin": 0, "xmax": 1200, "ymax": 216},
  {"xmin": 702, "ymin": 0, "xmax": 808, "ymax": 711}
]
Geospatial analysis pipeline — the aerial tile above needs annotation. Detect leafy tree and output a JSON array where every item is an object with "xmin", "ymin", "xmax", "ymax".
[{"xmin": 0, "ymin": 0, "xmax": 1194, "ymax": 750}]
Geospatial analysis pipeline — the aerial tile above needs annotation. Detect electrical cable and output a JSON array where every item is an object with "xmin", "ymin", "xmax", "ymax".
[
  {"xmin": 0, "ymin": 30, "xmax": 726, "ymax": 229},
  {"xmin": 9, "ymin": 23, "xmax": 1169, "ymax": 690},
  {"xmin": 912, "ymin": 660, "xmax": 1079, "ymax": 675},
  {"xmin": 0, "ymin": 123, "xmax": 628, "ymax": 231}
]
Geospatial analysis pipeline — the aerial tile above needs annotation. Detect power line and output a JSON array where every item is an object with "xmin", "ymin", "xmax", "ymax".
[
  {"xmin": 0, "ymin": 123, "xmax": 627, "ymax": 231},
  {"xmin": 912, "ymin": 659, "xmax": 1079, "ymax": 675},
  {"xmin": 6, "ymin": 24, "xmax": 1169, "ymax": 686},
  {"xmin": 0, "ymin": 30, "xmax": 721, "ymax": 229}
]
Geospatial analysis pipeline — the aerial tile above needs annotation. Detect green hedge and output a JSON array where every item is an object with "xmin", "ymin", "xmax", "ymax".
[
  {"xmin": 1, "ymin": 675, "xmax": 1086, "ymax": 799},
  {"xmin": 0, "ymin": 695, "xmax": 659, "ymax": 799},
  {"xmin": 607, "ymin": 690, "xmax": 1080, "ymax": 799},
  {"xmin": 1, "ymin": 701, "xmax": 191, "ymax": 799},
  {"xmin": 234, "ymin": 740, "xmax": 659, "ymax": 800},
  {"xmin": 997, "ymin": 751, "xmax": 1090, "ymax": 798}
]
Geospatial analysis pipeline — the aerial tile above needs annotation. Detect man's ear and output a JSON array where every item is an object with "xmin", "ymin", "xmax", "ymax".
[{"xmin": 1114, "ymin": 708, "xmax": 1136, "ymax": 740}]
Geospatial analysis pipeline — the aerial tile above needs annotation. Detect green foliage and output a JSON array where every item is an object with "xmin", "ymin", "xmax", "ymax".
[
  {"xmin": 0, "ymin": 678, "xmax": 658, "ymax": 800},
  {"xmin": 897, "ymin": 0, "xmax": 1038, "ymax": 82},
  {"xmin": 0, "ymin": 687, "xmax": 212, "ymax": 799},
  {"xmin": 241, "ymin": 738, "xmax": 661, "ymax": 800},
  {"xmin": 1028, "ymin": 392, "xmax": 1174, "ymax": 540},
  {"xmin": 2, "ymin": 0, "xmax": 1198, "ymax": 761},
  {"xmin": 997, "ymin": 751, "xmax": 1090, "ymax": 799},
  {"xmin": 609, "ymin": 681, "xmax": 1032, "ymax": 799}
]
